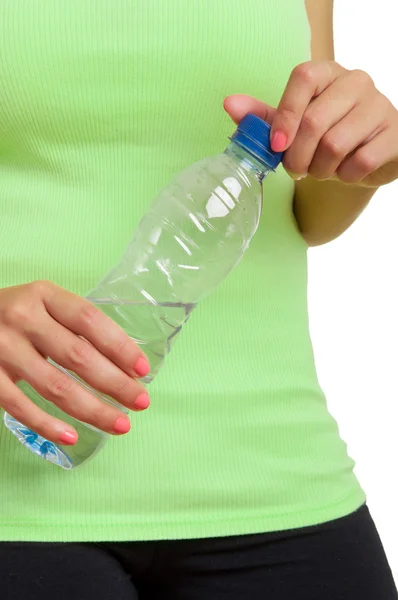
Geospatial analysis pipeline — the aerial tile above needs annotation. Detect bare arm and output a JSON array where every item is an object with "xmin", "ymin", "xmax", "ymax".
[
  {"xmin": 294, "ymin": 0, "xmax": 377, "ymax": 246},
  {"xmin": 224, "ymin": 1, "xmax": 398, "ymax": 247}
]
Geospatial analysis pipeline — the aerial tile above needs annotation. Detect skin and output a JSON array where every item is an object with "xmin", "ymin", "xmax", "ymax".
[
  {"xmin": 0, "ymin": 281, "xmax": 151, "ymax": 444},
  {"xmin": 224, "ymin": 0, "xmax": 398, "ymax": 246}
]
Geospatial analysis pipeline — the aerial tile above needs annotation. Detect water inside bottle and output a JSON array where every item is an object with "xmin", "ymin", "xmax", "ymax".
[
  {"xmin": 3, "ymin": 299, "xmax": 195, "ymax": 469},
  {"xmin": 85, "ymin": 299, "xmax": 196, "ymax": 382}
]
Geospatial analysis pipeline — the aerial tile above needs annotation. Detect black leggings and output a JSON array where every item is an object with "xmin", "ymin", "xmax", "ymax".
[{"xmin": 1, "ymin": 505, "xmax": 396, "ymax": 600}]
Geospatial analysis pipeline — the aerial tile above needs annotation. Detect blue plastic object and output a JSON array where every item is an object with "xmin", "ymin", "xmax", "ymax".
[{"xmin": 231, "ymin": 113, "xmax": 284, "ymax": 170}]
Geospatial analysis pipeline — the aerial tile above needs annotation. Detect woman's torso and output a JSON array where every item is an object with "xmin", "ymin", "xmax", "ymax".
[{"xmin": 0, "ymin": 0, "xmax": 365, "ymax": 542}]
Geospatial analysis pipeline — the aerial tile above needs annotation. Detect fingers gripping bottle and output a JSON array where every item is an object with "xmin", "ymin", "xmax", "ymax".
[{"xmin": 4, "ymin": 114, "xmax": 284, "ymax": 469}]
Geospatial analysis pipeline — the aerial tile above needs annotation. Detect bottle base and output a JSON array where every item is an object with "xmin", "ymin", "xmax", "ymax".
[{"xmin": 3, "ymin": 414, "xmax": 74, "ymax": 470}]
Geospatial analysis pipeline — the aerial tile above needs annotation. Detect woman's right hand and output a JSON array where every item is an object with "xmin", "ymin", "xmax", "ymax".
[{"xmin": 0, "ymin": 280, "xmax": 151, "ymax": 445}]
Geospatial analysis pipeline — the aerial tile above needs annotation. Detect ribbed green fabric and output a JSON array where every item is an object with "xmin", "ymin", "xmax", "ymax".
[{"xmin": 0, "ymin": 0, "xmax": 365, "ymax": 542}]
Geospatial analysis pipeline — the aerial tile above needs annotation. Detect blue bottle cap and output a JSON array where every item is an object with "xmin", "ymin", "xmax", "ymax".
[{"xmin": 231, "ymin": 113, "xmax": 284, "ymax": 170}]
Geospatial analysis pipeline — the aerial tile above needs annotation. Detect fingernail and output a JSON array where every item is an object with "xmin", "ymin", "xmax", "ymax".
[
  {"xmin": 133, "ymin": 392, "xmax": 150, "ymax": 411},
  {"xmin": 59, "ymin": 431, "xmax": 78, "ymax": 445},
  {"xmin": 271, "ymin": 130, "xmax": 287, "ymax": 152},
  {"xmin": 134, "ymin": 356, "xmax": 150, "ymax": 378},
  {"xmin": 113, "ymin": 416, "xmax": 131, "ymax": 435},
  {"xmin": 289, "ymin": 172, "xmax": 307, "ymax": 181}
]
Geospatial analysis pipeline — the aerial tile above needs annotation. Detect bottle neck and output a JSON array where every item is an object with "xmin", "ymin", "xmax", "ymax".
[{"xmin": 224, "ymin": 140, "xmax": 272, "ymax": 183}]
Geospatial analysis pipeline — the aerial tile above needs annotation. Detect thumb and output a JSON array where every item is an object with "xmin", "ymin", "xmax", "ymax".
[{"xmin": 223, "ymin": 95, "xmax": 277, "ymax": 125}]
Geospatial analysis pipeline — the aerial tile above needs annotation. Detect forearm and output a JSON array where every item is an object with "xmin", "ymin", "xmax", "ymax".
[{"xmin": 293, "ymin": 176, "xmax": 377, "ymax": 247}]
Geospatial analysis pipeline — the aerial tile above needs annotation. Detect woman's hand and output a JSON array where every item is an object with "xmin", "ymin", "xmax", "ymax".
[
  {"xmin": 0, "ymin": 281, "xmax": 150, "ymax": 445},
  {"xmin": 224, "ymin": 61, "xmax": 398, "ymax": 188}
]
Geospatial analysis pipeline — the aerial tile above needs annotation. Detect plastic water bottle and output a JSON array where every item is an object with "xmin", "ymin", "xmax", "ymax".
[{"xmin": 3, "ymin": 114, "xmax": 283, "ymax": 469}]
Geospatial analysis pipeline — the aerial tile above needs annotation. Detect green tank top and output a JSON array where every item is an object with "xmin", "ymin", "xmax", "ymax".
[{"xmin": 0, "ymin": 0, "xmax": 365, "ymax": 542}]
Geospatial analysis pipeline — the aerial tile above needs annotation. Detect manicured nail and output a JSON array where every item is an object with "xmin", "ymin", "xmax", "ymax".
[
  {"xmin": 134, "ymin": 356, "xmax": 150, "ymax": 378},
  {"xmin": 133, "ymin": 392, "xmax": 150, "ymax": 411},
  {"xmin": 271, "ymin": 130, "xmax": 287, "ymax": 152},
  {"xmin": 289, "ymin": 172, "xmax": 307, "ymax": 181},
  {"xmin": 113, "ymin": 416, "xmax": 131, "ymax": 435},
  {"xmin": 59, "ymin": 431, "xmax": 78, "ymax": 445}
]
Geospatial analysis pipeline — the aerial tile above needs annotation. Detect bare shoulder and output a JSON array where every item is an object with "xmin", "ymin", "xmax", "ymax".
[{"xmin": 305, "ymin": 0, "xmax": 335, "ymax": 61}]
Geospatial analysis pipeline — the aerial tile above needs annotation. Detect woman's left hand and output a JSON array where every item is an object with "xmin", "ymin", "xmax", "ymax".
[{"xmin": 224, "ymin": 61, "xmax": 398, "ymax": 188}]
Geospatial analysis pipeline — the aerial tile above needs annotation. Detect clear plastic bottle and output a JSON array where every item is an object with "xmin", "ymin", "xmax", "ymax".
[{"xmin": 3, "ymin": 114, "xmax": 283, "ymax": 469}]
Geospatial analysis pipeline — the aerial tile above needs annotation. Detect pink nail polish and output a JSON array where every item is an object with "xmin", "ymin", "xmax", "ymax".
[
  {"xmin": 134, "ymin": 356, "xmax": 150, "ymax": 378},
  {"xmin": 133, "ymin": 392, "xmax": 150, "ymax": 411},
  {"xmin": 271, "ymin": 130, "xmax": 287, "ymax": 152},
  {"xmin": 113, "ymin": 416, "xmax": 131, "ymax": 434},
  {"xmin": 59, "ymin": 431, "xmax": 78, "ymax": 445}
]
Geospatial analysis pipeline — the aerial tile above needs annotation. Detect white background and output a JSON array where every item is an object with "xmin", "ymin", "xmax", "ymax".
[{"xmin": 309, "ymin": 0, "xmax": 398, "ymax": 580}]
